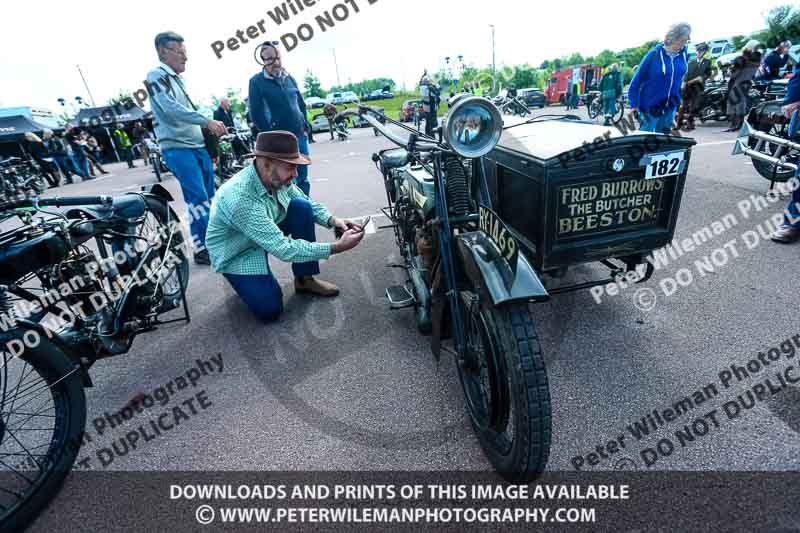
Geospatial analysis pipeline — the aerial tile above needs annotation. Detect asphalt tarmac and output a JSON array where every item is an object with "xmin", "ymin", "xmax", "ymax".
[{"xmin": 29, "ymin": 107, "xmax": 800, "ymax": 486}]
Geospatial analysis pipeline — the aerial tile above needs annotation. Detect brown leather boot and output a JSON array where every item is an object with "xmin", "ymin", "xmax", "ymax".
[
  {"xmin": 295, "ymin": 277, "xmax": 340, "ymax": 297},
  {"xmin": 771, "ymin": 225, "xmax": 800, "ymax": 243}
]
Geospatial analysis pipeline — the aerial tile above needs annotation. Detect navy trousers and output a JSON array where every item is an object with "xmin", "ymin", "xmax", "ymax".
[{"xmin": 224, "ymin": 198, "xmax": 320, "ymax": 322}]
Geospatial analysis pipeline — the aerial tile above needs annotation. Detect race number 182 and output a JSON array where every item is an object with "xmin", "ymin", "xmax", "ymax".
[{"xmin": 645, "ymin": 151, "xmax": 684, "ymax": 180}]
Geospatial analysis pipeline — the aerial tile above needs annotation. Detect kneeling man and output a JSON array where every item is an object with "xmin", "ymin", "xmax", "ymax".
[{"xmin": 206, "ymin": 131, "xmax": 364, "ymax": 322}]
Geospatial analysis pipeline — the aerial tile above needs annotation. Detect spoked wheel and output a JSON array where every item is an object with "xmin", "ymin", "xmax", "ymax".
[
  {"xmin": 0, "ymin": 334, "xmax": 86, "ymax": 532},
  {"xmin": 750, "ymin": 122, "xmax": 796, "ymax": 183},
  {"xmin": 613, "ymin": 99, "xmax": 625, "ymax": 124},
  {"xmin": 137, "ymin": 196, "xmax": 190, "ymax": 301},
  {"xmin": 456, "ymin": 292, "xmax": 551, "ymax": 481},
  {"xmin": 150, "ymin": 155, "xmax": 162, "ymax": 182},
  {"xmin": 587, "ymin": 98, "xmax": 601, "ymax": 119}
]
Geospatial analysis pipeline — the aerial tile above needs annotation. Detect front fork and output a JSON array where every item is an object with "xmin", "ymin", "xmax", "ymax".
[{"xmin": 433, "ymin": 152, "xmax": 466, "ymax": 357}]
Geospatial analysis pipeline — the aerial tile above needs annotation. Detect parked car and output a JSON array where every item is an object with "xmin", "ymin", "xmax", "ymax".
[
  {"xmin": 367, "ymin": 89, "xmax": 394, "ymax": 101},
  {"xmin": 342, "ymin": 91, "xmax": 359, "ymax": 103},
  {"xmin": 327, "ymin": 92, "xmax": 345, "ymax": 105},
  {"xmin": 305, "ymin": 96, "xmax": 325, "ymax": 109},
  {"xmin": 518, "ymin": 87, "xmax": 546, "ymax": 108},
  {"xmin": 708, "ymin": 39, "xmax": 734, "ymax": 59},
  {"xmin": 399, "ymin": 99, "xmax": 422, "ymax": 122}
]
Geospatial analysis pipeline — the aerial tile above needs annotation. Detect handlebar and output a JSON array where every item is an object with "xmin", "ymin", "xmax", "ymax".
[{"xmin": 0, "ymin": 195, "xmax": 113, "ymax": 212}]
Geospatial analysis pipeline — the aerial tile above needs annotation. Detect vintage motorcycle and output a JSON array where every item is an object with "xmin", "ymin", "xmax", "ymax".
[
  {"xmin": 349, "ymin": 98, "xmax": 552, "ymax": 480},
  {"xmin": 0, "ymin": 157, "xmax": 47, "ymax": 198},
  {"xmin": 493, "ymin": 95, "xmax": 531, "ymax": 117},
  {"xmin": 0, "ymin": 185, "xmax": 190, "ymax": 531},
  {"xmin": 732, "ymin": 99, "xmax": 798, "ymax": 185},
  {"xmin": 696, "ymin": 80, "xmax": 773, "ymax": 123},
  {"xmin": 351, "ymin": 93, "xmax": 696, "ymax": 480},
  {"xmin": 143, "ymin": 138, "xmax": 169, "ymax": 182},
  {"xmin": 215, "ymin": 129, "xmax": 251, "ymax": 187}
]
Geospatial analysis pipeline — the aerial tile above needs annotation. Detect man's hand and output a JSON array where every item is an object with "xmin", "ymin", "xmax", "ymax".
[
  {"xmin": 329, "ymin": 217, "xmax": 363, "ymax": 233},
  {"xmin": 331, "ymin": 229, "xmax": 364, "ymax": 254},
  {"xmin": 207, "ymin": 119, "xmax": 227, "ymax": 137}
]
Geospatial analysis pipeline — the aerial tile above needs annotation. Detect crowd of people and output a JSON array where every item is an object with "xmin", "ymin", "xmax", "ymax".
[
  {"xmin": 627, "ymin": 25, "xmax": 794, "ymax": 134},
  {"xmin": 17, "ymin": 120, "xmax": 160, "ymax": 188},
  {"xmin": 14, "ymin": 25, "xmax": 799, "ymax": 324}
]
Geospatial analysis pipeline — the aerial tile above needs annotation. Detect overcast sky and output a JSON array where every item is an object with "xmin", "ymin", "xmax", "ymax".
[{"xmin": 0, "ymin": 0, "xmax": 787, "ymax": 112}]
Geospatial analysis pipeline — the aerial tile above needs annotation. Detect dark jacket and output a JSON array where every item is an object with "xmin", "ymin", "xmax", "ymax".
[
  {"xmin": 685, "ymin": 57, "xmax": 712, "ymax": 86},
  {"xmin": 628, "ymin": 43, "xmax": 689, "ymax": 115},
  {"xmin": 213, "ymin": 106, "xmax": 235, "ymax": 129},
  {"xmin": 761, "ymin": 50, "xmax": 789, "ymax": 81},
  {"xmin": 599, "ymin": 70, "xmax": 623, "ymax": 99},
  {"xmin": 45, "ymin": 137, "xmax": 66, "ymax": 157},
  {"xmin": 728, "ymin": 50, "xmax": 762, "ymax": 97},
  {"xmin": 26, "ymin": 140, "xmax": 49, "ymax": 160},
  {"xmin": 248, "ymin": 70, "xmax": 307, "ymax": 138}
]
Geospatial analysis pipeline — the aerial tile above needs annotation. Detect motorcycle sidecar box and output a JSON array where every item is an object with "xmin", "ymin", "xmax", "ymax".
[{"xmin": 480, "ymin": 117, "xmax": 696, "ymax": 273}]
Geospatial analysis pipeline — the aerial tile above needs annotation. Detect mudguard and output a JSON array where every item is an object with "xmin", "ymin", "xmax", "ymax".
[
  {"xmin": 140, "ymin": 183, "xmax": 175, "ymax": 203},
  {"xmin": 456, "ymin": 231, "xmax": 549, "ymax": 305},
  {"xmin": 13, "ymin": 320, "xmax": 93, "ymax": 387}
]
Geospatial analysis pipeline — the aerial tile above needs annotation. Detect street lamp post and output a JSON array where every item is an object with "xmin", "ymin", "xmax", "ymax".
[{"xmin": 489, "ymin": 25, "xmax": 496, "ymax": 93}]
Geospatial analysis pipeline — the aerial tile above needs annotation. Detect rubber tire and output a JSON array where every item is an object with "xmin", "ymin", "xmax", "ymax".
[
  {"xmin": 458, "ymin": 298, "xmax": 551, "ymax": 482},
  {"xmin": 0, "ymin": 335, "xmax": 86, "ymax": 532},
  {"xmin": 751, "ymin": 122, "xmax": 795, "ymax": 183},
  {"xmin": 142, "ymin": 196, "xmax": 190, "ymax": 296},
  {"xmin": 152, "ymin": 156, "xmax": 162, "ymax": 182}
]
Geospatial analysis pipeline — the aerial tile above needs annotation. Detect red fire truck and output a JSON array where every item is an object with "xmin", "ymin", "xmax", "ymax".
[{"xmin": 545, "ymin": 64, "xmax": 602, "ymax": 104}]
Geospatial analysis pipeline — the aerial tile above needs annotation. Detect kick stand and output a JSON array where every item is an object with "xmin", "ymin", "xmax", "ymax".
[{"xmin": 154, "ymin": 264, "xmax": 191, "ymax": 326}]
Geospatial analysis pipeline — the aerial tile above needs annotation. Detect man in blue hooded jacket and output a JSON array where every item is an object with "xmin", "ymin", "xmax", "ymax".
[{"xmin": 628, "ymin": 23, "xmax": 692, "ymax": 134}]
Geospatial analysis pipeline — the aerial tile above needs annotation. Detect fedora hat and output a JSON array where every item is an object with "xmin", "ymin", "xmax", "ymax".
[{"xmin": 250, "ymin": 130, "xmax": 311, "ymax": 165}]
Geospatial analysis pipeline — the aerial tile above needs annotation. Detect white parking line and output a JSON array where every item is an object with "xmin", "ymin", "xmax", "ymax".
[{"xmin": 695, "ymin": 140, "xmax": 736, "ymax": 147}]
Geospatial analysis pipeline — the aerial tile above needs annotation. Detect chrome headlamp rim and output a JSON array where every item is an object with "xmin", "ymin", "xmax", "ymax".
[{"xmin": 443, "ymin": 96, "xmax": 504, "ymax": 159}]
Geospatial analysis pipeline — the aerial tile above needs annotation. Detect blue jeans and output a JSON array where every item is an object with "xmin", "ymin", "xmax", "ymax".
[
  {"xmin": 162, "ymin": 148, "xmax": 216, "ymax": 251},
  {"xmin": 638, "ymin": 108, "xmax": 677, "ymax": 134},
  {"xmin": 603, "ymin": 97, "xmax": 617, "ymax": 118},
  {"xmin": 223, "ymin": 198, "xmax": 321, "ymax": 322},
  {"xmin": 784, "ymin": 167, "xmax": 800, "ymax": 228},
  {"xmin": 296, "ymin": 133, "xmax": 310, "ymax": 196},
  {"xmin": 53, "ymin": 156, "xmax": 73, "ymax": 178},
  {"xmin": 789, "ymin": 110, "xmax": 800, "ymax": 139},
  {"xmin": 70, "ymin": 153, "xmax": 89, "ymax": 178}
]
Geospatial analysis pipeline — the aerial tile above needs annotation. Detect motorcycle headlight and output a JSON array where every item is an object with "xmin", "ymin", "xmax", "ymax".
[{"xmin": 444, "ymin": 96, "xmax": 503, "ymax": 159}]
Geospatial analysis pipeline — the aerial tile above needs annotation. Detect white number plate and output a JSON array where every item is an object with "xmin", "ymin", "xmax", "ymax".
[{"xmin": 644, "ymin": 151, "xmax": 685, "ymax": 180}]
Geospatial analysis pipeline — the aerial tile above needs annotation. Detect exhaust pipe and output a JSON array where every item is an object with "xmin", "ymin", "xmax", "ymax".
[
  {"xmin": 734, "ymin": 121, "xmax": 800, "ymax": 152},
  {"xmin": 732, "ymin": 139, "xmax": 798, "ymax": 172},
  {"xmin": 731, "ymin": 122, "xmax": 800, "ymax": 172}
]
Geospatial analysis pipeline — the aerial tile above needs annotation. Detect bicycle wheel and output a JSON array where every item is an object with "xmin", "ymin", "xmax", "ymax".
[
  {"xmin": 587, "ymin": 98, "xmax": 600, "ymax": 119},
  {"xmin": 613, "ymin": 98, "xmax": 625, "ymax": 124},
  {"xmin": 0, "ymin": 332, "xmax": 86, "ymax": 532}
]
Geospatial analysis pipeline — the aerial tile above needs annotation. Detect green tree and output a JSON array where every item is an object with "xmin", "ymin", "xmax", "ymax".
[
  {"xmin": 564, "ymin": 52, "xmax": 585, "ymax": 66},
  {"xmin": 730, "ymin": 35, "xmax": 748, "ymax": 51},
  {"xmin": 594, "ymin": 49, "xmax": 619, "ymax": 67},
  {"xmin": 304, "ymin": 70, "xmax": 326, "ymax": 98},
  {"xmin": 210, "ymin": 88, "xmax": 247, "ymax": 119},
  {"xmin": 108, "ymin": 91, "xmax": 135, "ymax": 108},
  {"xmin": 757, "ymin": 4, "xmax": 800, "ymax": 47}
]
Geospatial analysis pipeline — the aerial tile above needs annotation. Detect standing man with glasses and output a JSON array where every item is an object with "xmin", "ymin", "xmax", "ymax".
[
  {"xmin": 248, "ymin": 41, "xmax": 312, "ymax": 196},
  {"xmin": 146, "ymin": 31, "xmax": 227, "ymax": 265}
]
